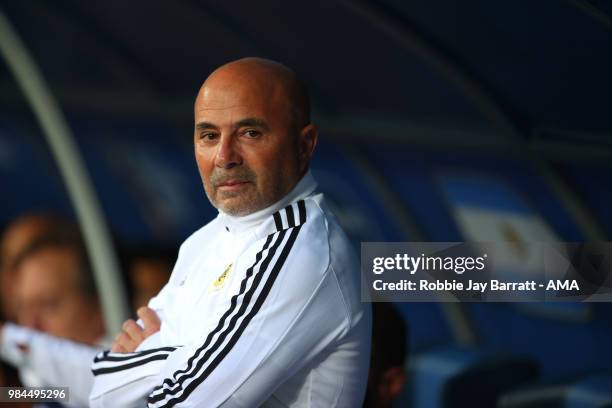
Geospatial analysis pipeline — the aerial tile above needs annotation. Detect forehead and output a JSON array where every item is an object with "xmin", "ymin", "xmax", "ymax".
[
  {"xmin": 19, "ymin": 247, "xmax": 77, "ymax": 281},
  {"xmin": 194, "ymin": 78, "xmax": 291, "ymax": 125},
  {"xmin": 1, "ymin": 222, "xmax": 44, "ymax": 259}
]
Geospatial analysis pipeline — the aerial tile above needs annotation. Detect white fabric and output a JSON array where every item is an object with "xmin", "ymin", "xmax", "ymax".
[
  {"xmin": 90, "ymin": 171, "xmax": 371, "ymax": 408},
  {"xmin": 0, "ymin": 323, "xmax": 104, "ymax": 407}
]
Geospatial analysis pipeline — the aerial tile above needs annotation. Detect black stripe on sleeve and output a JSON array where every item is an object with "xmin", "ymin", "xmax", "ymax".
[
  {"xmin": 93, "ymin": 347, "xmax": 178, "ymax": 363},
  {"xmin": 297, "ymin": 200, "xmax": 306, "ymax": 224},
  {"xmin": 285, "ymin": 204, "xmax": 295, "ymax": 228},
  {"xmin": 92, "ymin": 352, "xmax": 173, "ymax": 376},
  {"xmin": 273, "ymin": 211, "xmax": 283, "ymax": 231},
  {"xmin": 272, "ymin": 200, "xmax": 307, "ymax": 232},
  {"xmin": 149, "ymin": 225, "xmax": 303, "ymax": 408},
  {"xmin": 148, "ymin": 231, "xmax": 283, "ymax": 403}
]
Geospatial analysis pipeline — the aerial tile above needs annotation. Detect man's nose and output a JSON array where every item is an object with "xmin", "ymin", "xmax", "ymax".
[{"xmin": 215, "ymin": 134, "xmax": 242, "ymax": 169}]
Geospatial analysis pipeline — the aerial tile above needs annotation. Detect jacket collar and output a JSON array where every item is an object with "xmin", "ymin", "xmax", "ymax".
[{"xmin": 218, "ymin": 170, "xmax": 317, "ymax": 234}]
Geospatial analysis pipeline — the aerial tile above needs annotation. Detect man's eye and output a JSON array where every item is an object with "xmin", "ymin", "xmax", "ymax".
[
  {"xmin": 199, "ymin": 132, "xmax": 217, "ymax": 140},
  {"xmin": 243, "ymin": 130, "xmax": 261, "ymax": 138}
]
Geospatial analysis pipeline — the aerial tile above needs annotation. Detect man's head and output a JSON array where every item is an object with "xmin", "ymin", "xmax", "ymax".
[
  {"xmin": 194, "ymin": 57, "xmax": 317, "ymax": 216},
  {"xmin": 0, "ymin": 214, "xmax": 64, "ymax": 321},
  {"xmin": 13, "ymin": 229, "xmax": 104, "ymax": 345}
]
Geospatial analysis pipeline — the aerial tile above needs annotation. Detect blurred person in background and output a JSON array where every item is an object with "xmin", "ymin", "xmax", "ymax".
[
  {"xmin": 125, "ymin": 246, "xmax": 175, "ymax": 311},
  {"xmin": 13, "ymin": 228, "xmax": 105, "ymax": 343},
  {"xmin": 0, "ymin": 214, "xmax": 65, "ymax": 322},
  {"xmin": 0, "ymin": 218, "xmax": 171, "ymax": 406},
  {"xmin": 364, "ymin": 302, "xmax": 409, "ymax": 408},
  {"xmin": 0, "ymin": 222, "xmax": 107, "ymax": 407},
  {"xmin": 0, "ymin": 214, "xmax": 66, "ymax": 403}
]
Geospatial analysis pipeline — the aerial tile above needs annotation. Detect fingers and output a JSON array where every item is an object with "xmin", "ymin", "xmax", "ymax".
[
  {"xmin": 111, "ymin": 331, "xmax": 136, "ymax": 353},
  {"xmin": 137, "ymin": 306, "xmax": 161, "ymax": 337},
  {"xmin": 123, "ymin": 319, "xmax": 146, "ymax": 343},
  {"xmin": 111, "ymin": 338, "xmax": 127, "ymax": 353},
  {"xmin": 111, "ymin": 319, "xmax": 144, "ymax": 353},
  {"xmin": 110, "ymin": 309, "xmax": 161, "ymax": 354}
]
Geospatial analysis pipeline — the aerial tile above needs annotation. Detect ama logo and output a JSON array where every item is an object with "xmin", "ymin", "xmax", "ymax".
[{"xmin": 546, "ymin": 280, "xmax": 580, "ymax": 291}]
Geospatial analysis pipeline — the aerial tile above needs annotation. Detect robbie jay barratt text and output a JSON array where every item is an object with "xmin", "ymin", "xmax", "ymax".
[{"xmin": 372, "ymin": 279, "xmax": 580, "ymax": 292}]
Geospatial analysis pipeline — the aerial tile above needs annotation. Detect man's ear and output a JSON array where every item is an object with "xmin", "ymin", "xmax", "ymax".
[{"xmin": 297, "ymin": 124, "xmax": 318, "ymax": 173}]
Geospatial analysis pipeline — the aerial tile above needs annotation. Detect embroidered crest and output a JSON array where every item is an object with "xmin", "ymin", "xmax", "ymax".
[{"xmin": 209, "ymin": 263, "xmax": 233, "ymax": 293}]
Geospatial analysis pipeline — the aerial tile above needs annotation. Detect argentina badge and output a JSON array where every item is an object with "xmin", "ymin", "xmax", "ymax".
[{"xmin": 209, "ymin": 263, "xmax": 233, "ymax": 293}]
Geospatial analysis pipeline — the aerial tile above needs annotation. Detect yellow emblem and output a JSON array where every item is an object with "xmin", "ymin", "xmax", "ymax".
[{"xmin": 209, "ymin": 263, "xmax": 232, "ymax": 293}]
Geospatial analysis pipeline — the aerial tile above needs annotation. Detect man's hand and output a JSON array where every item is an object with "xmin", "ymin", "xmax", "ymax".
[{"xmin": 111, "ymin": 307, "xmax": 160, "ymax": 353}]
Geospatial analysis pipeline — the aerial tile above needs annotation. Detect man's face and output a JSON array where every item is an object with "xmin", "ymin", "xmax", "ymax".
[
  {"xmin": 194, "ymin": 76, "xmax": 305, "ymax": 216},
  {"xmin": 15, "ymin": 247, "xmax": 102, "ymax": 345},
  {"xmin": 0, "ymin": 220, "xmax": 49, "ymax": 321}
]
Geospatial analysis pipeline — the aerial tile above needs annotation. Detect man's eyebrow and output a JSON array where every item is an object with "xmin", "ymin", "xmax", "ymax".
[
  {"xmin": 195, "ymin": 121, "xmax": 219, "ymax": 131},
  {"xmin": 235, "ymin": 118, "xmax": 270, "ymax": 131}
]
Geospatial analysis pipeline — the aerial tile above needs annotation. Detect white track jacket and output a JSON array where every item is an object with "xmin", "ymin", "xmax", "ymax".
[{"xmin": 90, "ymin": 171, "xmax": 371, "ymax": 407}]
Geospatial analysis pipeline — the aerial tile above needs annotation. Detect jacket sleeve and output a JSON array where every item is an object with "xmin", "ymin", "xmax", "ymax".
[
  {"xmin": 88, "ymin": 279, "xmax": 176, "ymax": 408},
  {"xmin": 89, "ymin": 340, "xmax": 181, "ymax": 408},
  {"xmin": 146, "ymin": 221, "xmax": 347, "ymax": 408},
  {"xmin": 0, "ymin": 323, "xmax": 102, "ymax": 407},
  {"xmin": 92, "ymin": 218, "xmax": 349, "ymax": 408}
]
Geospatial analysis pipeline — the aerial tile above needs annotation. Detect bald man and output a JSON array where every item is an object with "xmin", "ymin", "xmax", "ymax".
[{"xmin": 90, "ymin": 58, "xmax": 371, "ymax": 407}]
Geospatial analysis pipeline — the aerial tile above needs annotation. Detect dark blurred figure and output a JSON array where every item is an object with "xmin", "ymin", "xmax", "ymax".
[
  {"xmin": 0, "ymin": 358, "xmax": 31, "ymax": 408},
  {"xmin": 364, "ymin": 302, "xmax": 409, "ymax": 408},
  {"xmin": 124, "ymin": 246, "xmax": 175, "ymax": 311},
  {"xmin": 13, "ymin": 228, "xmax": 104, "ymax": 344}
]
